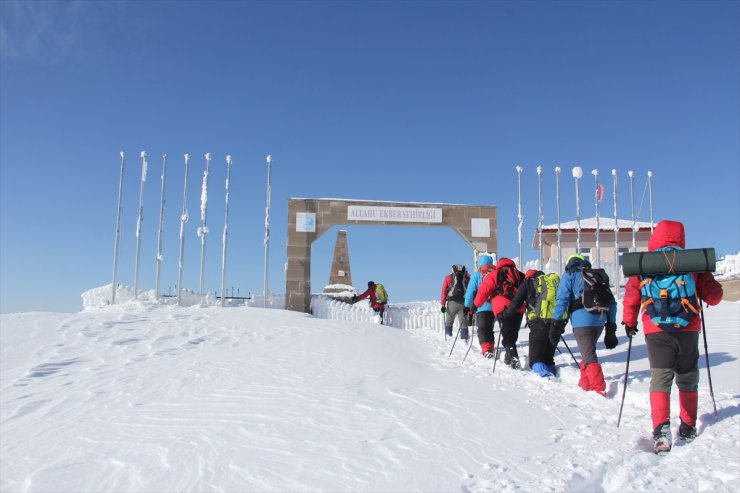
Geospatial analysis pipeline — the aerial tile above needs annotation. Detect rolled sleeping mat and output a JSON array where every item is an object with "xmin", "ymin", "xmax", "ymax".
[{"xmin": 621, "ymin": 248, "xmax": 716, "ymax": 277}]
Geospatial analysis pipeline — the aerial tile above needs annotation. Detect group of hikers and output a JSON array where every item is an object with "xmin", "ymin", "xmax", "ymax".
[{"xmin": 439, "ymin": 219, "xmax": 724, "ymax": 455}]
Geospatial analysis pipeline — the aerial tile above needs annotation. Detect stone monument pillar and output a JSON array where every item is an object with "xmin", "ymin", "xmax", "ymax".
[{"xmin": 324, "ymin": 230, "xmax": 352, "ymax": 294}]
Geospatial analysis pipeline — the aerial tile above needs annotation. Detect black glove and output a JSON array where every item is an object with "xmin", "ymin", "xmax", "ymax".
[
  {"xmin": 549, "ymin": 320, "xmax": 566, "ymax": 346},
  {"xmin": 622, "ymin": 321, "xmax": 639, "ymax": 338},
  {"xmin": 604, "ymin": 322, "xmax": 618, "ymax": 349},
  {"xmin": 440, "ymin": 306, "xmax": 446, "ymax": 314},
  {"xmin": 466, "ymin": 306, "xmax": 476, "ymax": 325},
  {"xmin": 496, "ymin": 313, "xmax": 505, "ymax": 325},
  {"xmin": 351, "ymin": 295, "xmax": 357, "ymax": 303}
]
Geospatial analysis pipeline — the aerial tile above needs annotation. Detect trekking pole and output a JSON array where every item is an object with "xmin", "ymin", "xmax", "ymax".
[
  {"xmin": 448, "ymin": 325, "xmax": 461, "ymax": 358},
  {"xmin": 461, "ymin": 336, "xmax": 474, "ymax": 363},
  {"xmin": 617, "ymin": 335, "xmax": 633, "ymax": 428},
  {"xmin": 560, "ymin": 336, "xmax": 580, "ymax": 367},
  {"xmin": 700, "ymin": 307, "xmax": 718, "ymax": 420},
  {"xmin": 491, "ymin": 323, "xmax": 503, "ymax": 374},
  {"xmin": 461, "ymin": 312, "xmax": 476, "ymax": 363}
]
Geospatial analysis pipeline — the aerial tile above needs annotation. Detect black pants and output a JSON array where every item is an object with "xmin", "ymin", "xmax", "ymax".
[
  {"xmin": 476, "ymin": 311, "xmax": 495, "ymax": 345},
  {"xmin": 528, "ymin": 318, "xmax": 556, "ymax": 367},
  {"xmin": 500, "ymin": 312, "xmax": 524, "ymax": 349}
]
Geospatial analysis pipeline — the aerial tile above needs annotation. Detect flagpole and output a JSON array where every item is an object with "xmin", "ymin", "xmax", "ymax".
[
  {"xmin": 628, "ymin": 170, "xmax": 636, "ymax": 251},
  {"xmin": 648, "ymin": 170, "xmax": 654, "ymax": 233},
  {"xmin": 612, "ymin": 169, "xmax": 620, "ymax": 300},
  {"xmin": 220, "ymin": 155, "xmax": 233, "ymax": 307},
  {"xmin": 516, "ymin": 165, "xmax": 524, "ymax": 269},
  {"xmin": 592, "ymin": 168, "xmax": 600, "ymax": 267},
  {"xmin": 177, "ymin": 154, "xmax": 190, "ymax": 306},
  {"xmin": 537, "ymin": 165, "xmax": 543, "ymax": 269},
  {"xmin": 155, "ymin": 153, "xmax": 168, "ymax": 300},
  {"xmin": 133, "ymin": 151, "xmax": 148, "ymax": 299},
  {"xmin": 263, "ymin": 155, "xmax": 273, "ymax": 308},
  {"xmin": 555, "ymin": 166, "xmax": 562, "ymax": 273},
  {"xmin": 198, "ymin": 153, "xmax": 211, "ymax": 305},
  {"xmin": 111, "ymin": 151, "xmax": 126, "ymax": 304},
  {"xmin": 572, "ymin": 166, "xmax": 583, "ymax": 254}
]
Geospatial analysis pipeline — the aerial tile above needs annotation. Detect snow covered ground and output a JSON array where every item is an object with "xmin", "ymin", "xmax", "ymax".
[{"xmin": 1, "ymin": 290, "xmax": 738, "ymax": 493}]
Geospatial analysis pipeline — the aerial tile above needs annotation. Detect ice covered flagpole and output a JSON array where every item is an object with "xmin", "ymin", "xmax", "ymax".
[
  {"xmin": 555, "ymin": 166, "xmax": 562, "ymax": 273},
  {"xmin": 220, "ymin": 155, "xmax": 233, "ymax": 308},
  {"xmin": 592, "ymin": 168, "xmax": 600, "ymax": 267},
  {"xmin": 111, "ymin": 151, "xmax": 126, "ymax": 304},
  {"xmin": 177, "ymin": 154, "xmax": 190, "ymax": 306},
  {"xmin": 263, "ymin": 154, "xmax": 273, "ymax": 308},
  {"xmin": 648, "ymin": 170, "xmax": 654, "ymax": 233},
  {"xmin": 628, "ymin": 170, "xmax": 636, "ymax": 251},
  {"xmin": 572, "ymin": 166, "xmax": 583, "ymax": 254},
  {"xmin": 612, "ymin": 169, "xmax": 620, "ymax": 300},
  {"xmin": 155, "ymin": 154, "xmax": 168, "ymax": 300},
  {"xmin": 198, "ymin": 153, "xmax": 211, "ymax": 304},
  {"xmin": 537, "ymin": 166, "xmax": 544, "ymax": 269},
  {"xmin": 133, "ymin": 151, "xmax": 148, "ymax": 299},
  {"xmin": 516, "ymin": 165, "xmax": 524, "ymax": 269}
]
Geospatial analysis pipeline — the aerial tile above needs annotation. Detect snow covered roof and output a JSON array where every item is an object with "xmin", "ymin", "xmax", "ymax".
[{"xmin": 541, "ymin": 217, "xmax": 654, "ymax": 231}]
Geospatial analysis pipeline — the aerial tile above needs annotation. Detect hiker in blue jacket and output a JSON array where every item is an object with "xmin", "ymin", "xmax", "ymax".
[
  {"xmin": 464, "ymin": 255, "xmax": 496, "ymax": 358},
  {"xmin": 550, "ymin": 254, "xmax": 618, "ymax": 396}
]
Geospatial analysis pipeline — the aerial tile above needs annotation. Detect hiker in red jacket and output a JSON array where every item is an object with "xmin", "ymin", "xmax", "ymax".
[
  {"xmin": 622, "ymin": 220, "xmax": 723, "ymax": 454},
  {"xmin": 473, "ymin": 258, "xmax": 526, "ymax": 368},
  {"xmin": 352, "ymin": 281, "xmax": 387, "ymax": 322}
]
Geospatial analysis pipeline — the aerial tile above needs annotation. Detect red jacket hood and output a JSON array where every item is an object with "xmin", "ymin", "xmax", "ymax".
[
  {"xmin": 495, "ymin": 258, "xmax": 517, "ymax": 270},
  {"xmin": 648, "ymin": 220, "xmax": 686, "ymax": 251}
]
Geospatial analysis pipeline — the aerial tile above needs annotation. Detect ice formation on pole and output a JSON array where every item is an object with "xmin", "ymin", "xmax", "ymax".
[
  {"xmin": 155, "ymin": 153, "xmax": 168, "ymax": 299},
  {"xmin": 264, "ymin": 155, "xmax": 273, "ymax": 307},
  {"xmin": 592, "ymin": 169, "xmax": 600, "ymax": 267},
  {"xmin": 220, "ymin": 154, "xmax": 233, "ymax": 307},
  {"xmin": 177, "ymin": 154, "xmax": 191, "ymax": 306},
  {"xmin": 555, "ymin": 166, "xmax": 562, "ymax": 272},
  {"xmin": 536, "ymin": 166, "xmax": 543, "ymax": 269},
  {"xmin": 515, "ymin": 166, "xmax": 524, "ymax": 268},
  {"xmin": 133, "ymin": 151, "xmax": 148, "ymax": 299},
  {"xmin": 627, "ymin": 170, "xmax": 637, "ymax": 250},
  {"xmin": 111, "ymin": 151, "xmax": 126, "ymax": 304},
  {"xmin": 572, "ymin": 166, "xmax": 583, "ymax": 253},
  {"xmin": 198, "ymin": 153, "xmax": 212, "ymax": 300},
  {"xmin": 612, "ymin": 169, "xmax": 620, "ymax": 297}
]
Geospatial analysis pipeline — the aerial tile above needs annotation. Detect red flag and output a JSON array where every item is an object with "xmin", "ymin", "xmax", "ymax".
[{"xmin": 597, "ymin": 183, "xmax": 605, "ymax": 202}]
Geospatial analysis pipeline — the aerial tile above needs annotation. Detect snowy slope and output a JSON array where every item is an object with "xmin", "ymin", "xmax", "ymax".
[{"xmin": 1, "ymin": 297, "xmax": 738, "ymax": 493}]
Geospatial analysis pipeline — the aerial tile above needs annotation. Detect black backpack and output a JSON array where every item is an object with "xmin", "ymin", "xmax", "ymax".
[
  {"xmin": 446, "ymin": 264, "xmax": 468, "ymax": 301},
  {"xmin": 493, "ymin": 265, "xmax": 524, "ymax": 300},
  {"xmin": 572, "ymin": 267, "xmax": 615, "ymax": 314}
]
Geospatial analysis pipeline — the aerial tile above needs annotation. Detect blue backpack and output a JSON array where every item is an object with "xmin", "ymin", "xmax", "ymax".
[{"xmin": 639, "ymin": 247, "xmax": 701, "ymax": 332}]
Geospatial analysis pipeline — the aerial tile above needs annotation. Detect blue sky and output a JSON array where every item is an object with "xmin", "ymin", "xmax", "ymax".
[{"xmin": 1, "ymin": 0, "xmax": 738, "ymax": 313}]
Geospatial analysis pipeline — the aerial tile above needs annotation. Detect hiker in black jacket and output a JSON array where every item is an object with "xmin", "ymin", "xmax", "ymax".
[{"xmin": 501, "ymin": 269, "xmax": 563, "ymax": 377}]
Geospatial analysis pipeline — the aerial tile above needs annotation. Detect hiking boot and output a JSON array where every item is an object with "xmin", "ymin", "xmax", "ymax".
[
  {"xmin": 653, "ymin": 421, "xmax": 672, "ymax": 456},
  {"xmin": 444, "ymin": 326, "xmax": 453, "ymax": 337},
  {"xmin": 504, "ymin": 346, "xmax": 518, "ymax": 367},
  {"xmin": 678, "ymin": 419, "xmax": 697, "ymax": 443},
  {"xmin": 509, "ymin": 356, "xmax": 521, "ymax": 369},
  {"xmin": 483, "ymin": 350, "xmax": 495, "ymax": 359}
]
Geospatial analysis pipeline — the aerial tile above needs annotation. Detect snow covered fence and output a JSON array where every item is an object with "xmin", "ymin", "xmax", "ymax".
[
  {"xmin": 716, "ymin": 251, "xmax": 740, "ymax": 279},
  {"xmin": 82, "ymin": 284, "xmax": 214, "ymax": 309},
  {"xmin": 310, "ymin": 294, "xmax": 444, "ymax": 331}
]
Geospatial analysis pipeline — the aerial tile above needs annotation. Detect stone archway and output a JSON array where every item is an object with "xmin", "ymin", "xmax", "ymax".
[{"xmin": 285, "ymin": 198, "xmax": 498, "ymax": 313}]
